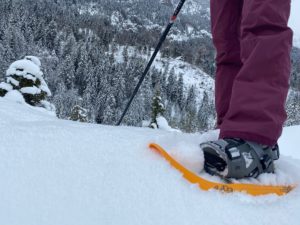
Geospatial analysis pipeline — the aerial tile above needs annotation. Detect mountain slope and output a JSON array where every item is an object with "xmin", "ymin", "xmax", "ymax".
[{"xmin": 0, "ymin": 98, "xmax": 300, "ymax": 225}]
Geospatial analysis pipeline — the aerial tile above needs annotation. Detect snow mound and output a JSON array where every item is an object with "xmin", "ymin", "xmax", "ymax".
[
  {"xmin": 157, "ymin": 116, "xmax": 181, "ymax": 132},
  {"xmin": 6, "ymin": 59, "xmax": 43, "ymax": 80},
  {"xmin": 0, "ymin": 99, "xmax": 299, "ymax": 225},
  {"xmin": 3, "ymin": 90, "xmax": 25, "ymax": 104},
  {"xmin": 25, "ymin": 56, "xmax": 42, "ymax": 67},
  {"xmin": 0, "ymin": 82, "xmax": 12, "ymax": 91}
]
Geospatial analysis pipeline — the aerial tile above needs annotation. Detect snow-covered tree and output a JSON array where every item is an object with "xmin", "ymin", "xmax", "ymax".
[
  {"xmin": 60, "ymin": 54, "xmax": 75, "ymax": 90},
  {"xmin": 122, "ymin": 46, "xmax": 129, "ymax": 64},
  {"xmin": 166, "ymin": 68, "xmax": 177, "ymax": 101},
  {"xmin": 286, "ymin": 91, "xmax": 300, "ymax": 126},
  {"xmin": 53, "ymin": 85, "xmax": 77, "ymax": 119},
  {"xmin": 0, "ymin": 56, "xmax": 54, "ymax": 110},
  {"xmin": 69, "ymin": 104, "xmax": 88, "ymax": 122},
  {"xmin": 44, "ymin": 20, "xmax": 58, "ymax": 50},
  {"xmin": 177, "ymin": 74, "xmax": 184, "ymax": 109},
  {"xmin": 149, "ymin": 86, "xmax": 165, "ymax": 129},
  {"xmin": 75, "ymin": 44, "xmax": 89, "ymax": 94},
  {"xmin": 182, "ymin": 85, "xmax": 197, "ymax": 132},
  {"xmin": 1, "ymin": 0, "xmax": 298, "ymax": 132},
  {"xmin": 197, "ymin": 91, "xmax": 209, "ymax": 130}
]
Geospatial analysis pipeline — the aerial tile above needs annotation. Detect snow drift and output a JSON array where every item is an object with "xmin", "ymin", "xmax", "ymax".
[{"xmin": 0, "ymin": 97, "xmax": 299, "ymax": 225}]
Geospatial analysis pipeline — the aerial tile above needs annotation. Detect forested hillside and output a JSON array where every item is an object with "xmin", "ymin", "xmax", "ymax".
[{"xmin": 0, "ymin": 0, "xmax": 299, "ymax": 131}]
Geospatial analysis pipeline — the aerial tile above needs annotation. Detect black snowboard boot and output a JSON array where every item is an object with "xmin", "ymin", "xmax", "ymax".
[{"xmin": 200, "ymin": 138, "xmax": 280, "ymax": 179}]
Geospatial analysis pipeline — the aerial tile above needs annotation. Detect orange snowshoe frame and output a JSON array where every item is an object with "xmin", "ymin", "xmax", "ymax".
[{"xmin": 149, "ymin": 143, "xmax": 296, "ymax": 196}]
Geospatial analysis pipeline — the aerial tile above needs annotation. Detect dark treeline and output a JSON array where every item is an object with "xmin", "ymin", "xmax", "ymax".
[{"xmin": 0, "ymin": 0, "xmax": 299, "ymax": 130}]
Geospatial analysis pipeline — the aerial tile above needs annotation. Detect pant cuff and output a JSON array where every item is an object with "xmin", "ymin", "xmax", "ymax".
[{"xmin": 219, "ymin": 130, "xmax": 277, "ymax": 146}]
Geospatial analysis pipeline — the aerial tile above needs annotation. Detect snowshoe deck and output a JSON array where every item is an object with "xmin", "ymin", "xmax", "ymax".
[{"xmin": 149, "ymin": 143, "xmax": 296, "ymax": 196}]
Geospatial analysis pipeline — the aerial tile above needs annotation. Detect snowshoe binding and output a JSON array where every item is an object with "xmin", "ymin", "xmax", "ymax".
[{"xmin": 200, "ymin": 138, "xmax": 280, "ymax": 179}]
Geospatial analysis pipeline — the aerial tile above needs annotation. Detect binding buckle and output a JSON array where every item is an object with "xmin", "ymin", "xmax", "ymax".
[
  {"xmin": 261, "ymin": 155, "xmax": 272, "ymax": 170},
  {"xmin": 271, "ymin": 144, "xmax": 280, "ymax": 160},
  {"xmin": 226, "ymin": 147, "xmax": 241, "ymax": 160}
]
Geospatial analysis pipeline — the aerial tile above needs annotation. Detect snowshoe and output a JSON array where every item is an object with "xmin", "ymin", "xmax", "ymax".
[
  {"xmin": 200, "ymin": 138, "xmax": 280, "ymax": 179},
  {"xmin": 149, "ymin": 143, "xmax": 294, "ymax": 196}
]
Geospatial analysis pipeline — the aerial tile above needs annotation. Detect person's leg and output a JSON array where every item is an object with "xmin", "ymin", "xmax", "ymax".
[
  {"xmin": 210, "ymin": 0, "xmax": 244, "ymax": 128},
  {"xmin": 219, "ymin": 0, "xmax": 293, "ymax": 146}
]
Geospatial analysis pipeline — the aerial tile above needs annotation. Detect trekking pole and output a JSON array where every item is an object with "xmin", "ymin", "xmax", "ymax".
[{"xmin": 117, "ymin": 0, "xmax": 186, "ymax": 126}]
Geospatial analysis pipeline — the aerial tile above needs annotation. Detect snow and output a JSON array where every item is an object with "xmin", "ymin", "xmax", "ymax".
[
  {"xmin": 20, "ymin": 86, "xmax": 42, "ymax": 95},
  {"xmin": 110, "ymin": 11, "xmax": 122, "ymax": 26},
  {"xmin": 278, "ymin": 125, "xmax": 300, "ymax": 160},
  {"xmin": 0, "ymin": 82, "xmax": 12, "ymax": 91},
  {"xmin": 289, "ymin": 0, "xmax": 300, "ymax": 48},
  {"xmin": 182, "ymin": 0, "xmax": 203, "ymax": 15},
  {"xmin": 157, "ymin": 116, "xmax": 180, "ymax": 132},
  {"xmin": 6, "ymin": 59, "xmax": 43, "ymax": 80},
  {"xmin": 3, "ymin": 90, "xmax": 25, "ymax": 104},
  {"xmin": 200, "ymin": 29, "xmax": 212, "ymax": 38},
  {"xmin": 25, "ymin": 56, "xmax": 42, "ymax": 67},
  {"xmin": 78, "ymin": 3, "xmax": 99, "ymax": 16},
  {"xmin": 6, "ymin": 76, "xmax": 19, "ymax": 86},
  {"xmin": 24, "ymin": 74, "xmax": 37, "ymax": 82},
  {"xmin": 39, "ymin": 100, "xmax": 56, "ymax": 114},
  {"xmin": 4, "ymin": 57, "xmax": 52, "ymax": 97},
  {"xmin": 0, "ymin": 98, "xmax": 300, "ymax": 225},
  {"xmin": 40, "ymin": 80, "xmax": 52, "ymax": 96},
  {"xmin": 152, "ymin": 54, "xmax": 214, "ymax": 106},
  {"xmin": 113, "ymin": 44, "xmax": 215, "ymax": 107},
  {"xmin": 187, "ymin": 25, "xmax": 194, "ymax": 34}
]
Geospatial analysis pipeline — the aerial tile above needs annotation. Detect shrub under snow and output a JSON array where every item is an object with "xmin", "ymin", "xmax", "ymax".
[
  {"xmin": 0, "ymin": 56, "xmax": 54, "ymax": 111},
  {"xmin": 69, "ymin": 105, "xmax": 88, "ymax": 122}
]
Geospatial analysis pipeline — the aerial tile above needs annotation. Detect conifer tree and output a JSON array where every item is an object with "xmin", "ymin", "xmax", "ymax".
[
  {"xmin": 44, "ymin": 20, "xmax": 58, "ymax": 49},
  {"xmin": 177, "ymin": 74, "xmax": 184, "ymax": 109},
  {"xmin": 0, "ymin": 56, "xmax": 53, "ymax": 109},
  {"xmin": 75, "ymin": 45, "xmax": 89, "ymax": 95},
  {"xmin": 183, "ymin": 85, "xmax": 197, "ymax": 132},
  {"xmin": 197, "ymin": 91, "xmax": 209, "ymax": 130},
  {"xmin": 149, "ymin": 84, "xmax": 165, "ymax": 129},
  {"xmin": 166, "ymin": 68, "xmax": 178, "ymax": 102},
  {"xmin": 69, "ymin": 105, "xmax": 88, "ymax": 122},
  {"xmin": 0, "ymin": 0, "xmax": 298, "ymax": 132},
  {"xmin": 286, "ymin": 92, "xmax": 300, "ymax": 126},
  {"xmin": 122, "ymin": 46, "xmax": 129, "ymax": 64}
]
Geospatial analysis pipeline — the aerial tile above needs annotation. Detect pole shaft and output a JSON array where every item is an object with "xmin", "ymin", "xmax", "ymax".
[{"xmin": 117, "ymin": 0, "xmax": 186, "ymax": 126}]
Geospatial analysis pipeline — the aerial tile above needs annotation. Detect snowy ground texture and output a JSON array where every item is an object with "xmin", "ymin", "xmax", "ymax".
[{"xmin": 0, "ymin": 98, "xmax": 300, "ymax": 225}]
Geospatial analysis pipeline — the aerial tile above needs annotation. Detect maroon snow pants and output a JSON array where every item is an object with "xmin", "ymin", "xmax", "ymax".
[{"xmin": 211, "ymin": 0, "xmax": 293, "ymax": 146}]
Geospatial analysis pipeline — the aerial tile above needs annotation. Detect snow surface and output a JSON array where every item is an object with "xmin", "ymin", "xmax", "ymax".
[
  {"xmin": 0, "ymin": 98, "xmax": 300, "ymax": 225},
  {"xmin": 290, "ymin": 0, "xmax": 300, "ymax": 48}
]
